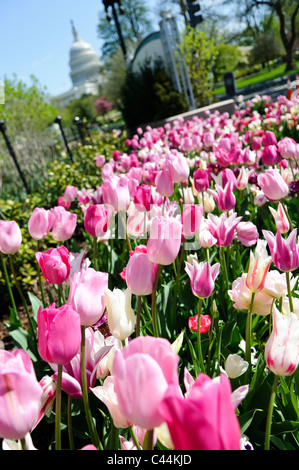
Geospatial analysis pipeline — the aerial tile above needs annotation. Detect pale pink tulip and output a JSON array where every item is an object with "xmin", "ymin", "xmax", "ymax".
[
  {"xmin": 28, "ymin": 207, "xmax": 53, "ymax": 240},
  {"xmin": 50, "ymin": 206, "xmax": 77, "ymax": 242},
  {"xmin": 257, "ymin": 169, "xmax": 289, "ymax": 202},
  {"xmin": 269, "ymin": 203, "xmax": 290, "ymax": 234},
  {"xmin": 147, "ymin": 215, "xmax": 182, "ymax": 265},
  {"xmin": 228, "ymin": 273, "xmax": 273, "ymax": 315},
  {"xmin": 0, "ymin": 349, "xmax": 43, "ymax": 440},
  {"xmin": 113, "ymin": 336, "xmax": 180, "ymax": 430},
  {"xmin": 246, "ymin": 240, "xmax": 272, "ymax": 293},
  {"xmin": 0, "ymin": 220, "xmax": 22, "ymax": 254},
  {"xmin": 67, "ymin": 267, "xmax": 108, "ymax": 326}
]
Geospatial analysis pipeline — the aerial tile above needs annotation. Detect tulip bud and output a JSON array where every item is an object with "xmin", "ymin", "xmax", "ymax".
[
  {"xmin": 246, "ymin": 240, "xmax": 272, "ymax": 293},
  {"xmin": 0, "ymin": 220, "xmax": 22, "ymax": 254},
  {"xmin": 265, "ymin": 305, "xmax": 299, "ymax": 376},
  {"xmin": 224, "ymin": 354, "xmax": 248, "ymax": 379},
  {"xmin": 28, "ymin": 207, "xmax": 53, "ymax": 240},
  {"xmin": 155, "ymin": 169, "xmax": 174, "ymax": 198},
  {"xmin": 104, "ymin": 287, "xmax": 135, "ymax": 341},
  {"xmin": 185, "ymin": 259, "xmax": 220, "ymax": 299},
  {"xmin": 147, "ymin": 215, "xmax": 182, "ymax": 266},
  {"xmin": 257, "ymin": 169, "xmax": 289, "ymax": 202},
  {"xmin": 36, "ymin": 245, "xmax": 71, "ymax": 284}
]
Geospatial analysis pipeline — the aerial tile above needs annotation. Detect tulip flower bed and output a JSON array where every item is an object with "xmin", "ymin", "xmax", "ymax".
[{"xmin": 0, "ymin": 93, "xmax": 298, "ymax": 452}]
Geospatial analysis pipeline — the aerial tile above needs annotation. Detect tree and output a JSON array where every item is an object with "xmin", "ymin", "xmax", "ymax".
[
  {"xmin": 223, "ymin": 0, "xmax": 299, "ymax": 71},
  {"xmin": 177, "ymin": 27, "xmax": 219, "ymax": 107},
  {"xmin": 250, "ymin": 31, "xmax": 284, "ymax": 67},
  {"xmin": 213, "ymin": 43, "xmax": 240, "ymax": 82},
  {"xmin": 98, "ymin": 0, "xmax": 153, "ymax": 59}
]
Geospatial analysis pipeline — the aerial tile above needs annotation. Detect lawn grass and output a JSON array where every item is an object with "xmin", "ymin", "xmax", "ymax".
[{"xmin": 214, "ymin": 61, "xmax": 299, "ymax": 96}]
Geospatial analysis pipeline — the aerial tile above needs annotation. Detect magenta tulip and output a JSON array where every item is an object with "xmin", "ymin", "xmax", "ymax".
[
  {"xmin": 261, "ymin": 145, "xmax": 280, "ymax": 166},
  {"xmin": 0, "ymin": 220, "xmax": 22, "ymax": 254},
  {"xmin": 35, "ymin": 245, "xmax": 71, "ymax": 284},
  {"xmin": 262, "ymin": 130, "xmax": 277, "ymax": 147},
  {"xmin": 0, "ymin": 349, "xmax": 43, "ymax": 440},
  {"xmin": 84, "ymin": 204, "xmax": 111, "ymax": 238},
  {"xmin": 134, "ymin": 184, "xmax": 153, "ymax": 211},
  {"xmin": 28, "ymin": 207, "xmax": 53, "ymax": 240},
  {"xmin": 208, "ymin": 182, "xmax": 236, "ymax": 212},
  {"xmin": 67, "ymin": 267, "xmax": 108, "ymax": 326},
  {"xmin": 37, "ymin": 303, "xmax": 81, "ymax": 365},
  {"xmin": 193, "ymin": 169, "xmax": 209, "ymax": 192},
  {"xmin": 159, "ymin": 373, "xmax": 241, "ymax": 450},
  {"xmin": 263, "ymin": 228, "xmax": 299, "ymax": 272},
  {"xmin": 206, "ymin": 213, "xmax": 242, "ymax": 247},
  {"xmin": 185, "ymin": 259, "xmax": 220, "ymax": 298},
  {"xmin": 113, "ymin": 336, "xmax": 180, "ymax": 429},
  {"xmin": 147, "ymin": 215, "xmax": 182, "ymax": 265}
]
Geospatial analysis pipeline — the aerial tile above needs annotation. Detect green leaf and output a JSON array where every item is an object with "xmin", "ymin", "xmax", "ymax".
[
  {"xmin": 27, "ymin": 291, "xmax": 43, "ymax": 321},
  {"xmin": 238, "ymin": 408, "xmax": 262, "ymax": 433}
]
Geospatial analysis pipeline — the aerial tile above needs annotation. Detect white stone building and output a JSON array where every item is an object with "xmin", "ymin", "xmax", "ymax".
[{"xmin": 54, "ymin": 21, "xmax": 103, "ymax": 107}]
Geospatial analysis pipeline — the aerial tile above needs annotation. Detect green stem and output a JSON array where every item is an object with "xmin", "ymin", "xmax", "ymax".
[
  {"xmin": 220, "ymin": 246, "xmax": 229, "ymax": 291},
  {"xmin": 37, "ymin": 240, "xmax": 46, "ymax": 307},
  {"xmin": 264, "ymin": 374, "xmax": 279, "ymax": 451},
  {"xmin": 151, "ymin": 264, "xmax": 162, "ymax": 337},
  {"xmin": 108, "ymin": 421, "xmax": 119, "ymax": 450},
  {"xmin": 129, "ymin": 426, "xmax": 141, "ymax": 450},
  {"xmin": 1, "ymin": 252, "xmax": 18, "ymax": 316},
  {"xmin": 245, "ymin": 292, "xmax": 255, "ymax": 378},
  {"xmin": 172, "ymin": 243, "xmax": 184, "ymax": 327},
  {"xmin": 80, "ymin": 325, "xmax": 103, "ymax": 450},
  {"xmin": 93, "ymin": 237, "xmax": 98, "ymax": 271},
  {"xmin": 286, "ymin": 271, "xmax": 294, "ymax": 313},
  {"xmin": 58, "ymin": 283, "xmax": 66, "ymax": 305},
  {"xmin": 197, "ymin": 297, "xmax": 205, "ymax": 373},
  {"xmin": 136, "ymin": 296, "xmax": 141, "ymax": 337},
  {"xmin": 55, "ymin": 364, "xmax": 62, "ymax": 450},
  {"xmin": 67, "ymin": 395, "xmax": 75, "ymax": 450},
  {"xmin": 20, "ymin": 438, "xmax": 27, "ymax": 450},
  {"xmin": 9, "ymin": 254, "xmax": 38, "ymax": 352},
  {"xmin": 143, "ymin": 429, "xmax": 154, "ymax": 450}
]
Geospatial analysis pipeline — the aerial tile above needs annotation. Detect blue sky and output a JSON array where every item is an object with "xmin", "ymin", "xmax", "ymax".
[{"xmin": 0, "ymin": 0, "xmax": 164, "ymax": 98}]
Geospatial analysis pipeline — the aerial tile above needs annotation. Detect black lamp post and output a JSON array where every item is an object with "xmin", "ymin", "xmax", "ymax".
[
  {"xmin": 73, "ymin": 117, "xmax": 85, "ymax": 145},
  {"xmin": 0, "ymin": 120, "xmax": 30, "ymax": 195},
  {"xmin": 102, "ymin": 0, "xmax": 127, "ymax": 64},
  {"xmin": 54, "ymin": 116, "xmax": 74, "ymax": 162}
]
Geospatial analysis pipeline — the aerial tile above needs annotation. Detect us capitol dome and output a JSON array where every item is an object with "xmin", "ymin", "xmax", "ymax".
[{"xmin": 54, "ymin": 21, "xmax": 103, "ymax": 107}]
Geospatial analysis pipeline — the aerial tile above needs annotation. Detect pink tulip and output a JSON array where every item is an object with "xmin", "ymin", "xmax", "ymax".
[
  {"xmin": 235, "ymin": 221, "xmax": 259, "ymax": 247},
  {"xmin": 0, "ymin": 349, "xmax": 43, "ymax": 440},
  {"xmin": 57, "ymin": 196, "xmax": 71, "ymax": 209},
  {"xmin": 67, "ymin": 267, "xmax": 108, "ymax": 326},
  {"xmin": 95, "ymin": 154, "xmax": 106, "ymax": 167},
  {"xmin": 102, "ymin": 175, "xmax": 130, "ymax": 212},
  {"xmin": 263, "ymin": 228, "xmax": 299, "ymax": 272},
  {"xmin": 35, "ymin": 245, "xmax": 70, "ymax": 284},
  {"xmin": 167, "ymin": 153, "xmax": 190, "ymax": 183},
  {"xmin": 277, "ymin": 137, "xmax": 299, "ymax": 160},
  {"xmin": 257, "ymin": 169, "xmax": 289, "ymax": 202},
  {"xmin": 113, "ymin": 336, "xmax": 180, "ymax": 429},
  {"xmin": 125, "ymin": 249, "xmax": 158, "ymax": 296},
  {"xmin": 83, "ymin": 204, "xmax": 111, "ymax": 238},
  {"xmin": 28, "ymin": 207, "xmax": 53, "ymax": 240},
  {"xmin": 181, "ymin": 204, "xmax": 204, "ymax": 237},
  {"xmin": 228, "ymin": 273, "xmax": 274, "ymax": 316},
  {"xmin": 0, "ymin": 220, "xmax": 22, "ymax": 254},
  {"xmin": 37, "ymin": 303, "xmax": 81, "ymax": 365},
  {"xmin": 159, "ymin": 373, "xmax": 241, "ymax": 450},
  {"xmin": 50, "ymin": 206, "xmax": 77, "ymax": 242},
  {"xmin": 265, "ymin": 305, "xmax": 299, "ymax": 376},
  {"xmin": 206, "ymin": 213, "xmax": 242, "ymax": 247},
  {"xmin": 147, "ymin": 215, "xmax": 182, "ymax": 265},
  {"xmin": 208, "ymin": 182, "xmax": 236, "ymax": 212},
  {"xmin": 63, "ymin": 185, "xmax": 77, "ymax": 202},
  {"xmin": 185, "ymin": 259, "xmax": 220, "ymax": 299},
  {"xmin": 252, "ymin": 136, "xmax": 262, "ymax": 150},
  {"xmin": 193, "ymin": 169, "xmax": 209, "ymax": 192},
  {"xmin": 155, "ymin": 169, "xmax": 174, "ymax": 198},
  {"xmin": 51, "ymin": 328, "xmax": 112, "ymax": 399}
]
